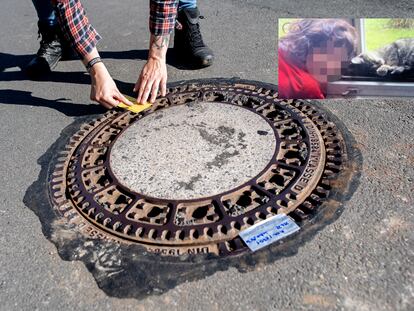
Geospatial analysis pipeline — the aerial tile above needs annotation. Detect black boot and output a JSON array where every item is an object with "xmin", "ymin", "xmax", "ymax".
[
  {"xmin": 25, "ymin": 22, "xmax": 63, "ymax": 78},
  {"xmin": 174, "ymin": 8, "xmax": 214, "ymax": 68},
  {"xmin": 61, "ymin": 38, "xmax": 78, "ymax": 61}
]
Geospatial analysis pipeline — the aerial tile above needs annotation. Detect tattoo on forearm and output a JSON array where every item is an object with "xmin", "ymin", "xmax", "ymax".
[{"xmin": 152, "ymin": 35, "xmax": 169, "ymax": 50}]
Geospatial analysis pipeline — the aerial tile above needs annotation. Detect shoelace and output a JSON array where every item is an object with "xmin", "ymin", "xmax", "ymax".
[{"xmin": 187, "ymin": 17, "xmax": 205, "ymax": 48}]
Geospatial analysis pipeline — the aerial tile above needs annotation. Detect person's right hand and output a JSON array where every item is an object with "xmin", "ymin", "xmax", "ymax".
[
  {"xmin": 89, "ymin": 62, "xmax": 133, "ymax": 109},
  {"xmin": 134, "ymin": 56, "xmax": 167, "ymax": 104}
]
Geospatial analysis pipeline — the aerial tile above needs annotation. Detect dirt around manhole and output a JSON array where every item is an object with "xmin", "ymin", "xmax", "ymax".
[{"xmin": 27, "ymin": 78, "xmax": 361, "ymax": 298}]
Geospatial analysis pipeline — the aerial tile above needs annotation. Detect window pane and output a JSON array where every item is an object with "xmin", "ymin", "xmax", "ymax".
[
  {"xmin": 364, "ymin": 18, "xmax": 414, "ymax": 51},
  {"xmin": 278, "ymin": 19, "xmax": 298, "ymax": 38}
]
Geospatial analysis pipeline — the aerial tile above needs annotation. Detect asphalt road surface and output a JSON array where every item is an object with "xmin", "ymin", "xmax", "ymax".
[{"xmin": 0, "ymin": 0, "xmax": 413, "ymax": 310}]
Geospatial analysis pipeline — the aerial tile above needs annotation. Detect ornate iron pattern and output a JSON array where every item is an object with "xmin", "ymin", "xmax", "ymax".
[{"xmin": 49, "ymin": 80, "xmax": 346, "ymax": 257}]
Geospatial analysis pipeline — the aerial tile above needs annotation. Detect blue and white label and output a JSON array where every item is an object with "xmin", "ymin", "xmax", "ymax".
[{"xmin": 239, "ymin": 214, "xmax": 300, "ymax": 252}]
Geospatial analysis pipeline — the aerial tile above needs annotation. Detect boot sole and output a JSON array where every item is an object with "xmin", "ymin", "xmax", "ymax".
[
  {"xmin": 49, "ymin": 55, "xmax": 62, "ymax": 70},
  {"xmin": 174, "ymin": 52, "xmax": 214, "ymax": 69},
  {"xmin": 200, "ymin": 57, "xmax": 214, "ymax": 68},
  {"xmin": 25, "ymin": 55, "xmax": 62, "ymax": 79}
]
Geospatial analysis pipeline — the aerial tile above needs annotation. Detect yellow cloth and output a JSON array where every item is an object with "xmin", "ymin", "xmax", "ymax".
[{"xmin": 117, "ymin": 95, "xmax": 152, "ymax": 113}]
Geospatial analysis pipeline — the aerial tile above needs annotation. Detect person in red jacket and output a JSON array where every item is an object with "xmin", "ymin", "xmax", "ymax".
[{"xmin": 278, "ymin": 19, "xmax": 357, "ymax": 99}]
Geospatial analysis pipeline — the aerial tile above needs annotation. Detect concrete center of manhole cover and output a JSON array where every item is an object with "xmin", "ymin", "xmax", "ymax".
[{"xmin": 110, "ymin": 102, "xmax": 277, "ymax": 200}]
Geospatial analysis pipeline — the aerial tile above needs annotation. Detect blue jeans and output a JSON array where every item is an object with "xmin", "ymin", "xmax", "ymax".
[
  {"xmin": 32, "ymin": 0, "xmax": 56, "ymax": 25},
  {"xmin": 178, "ymin": 0, "xmax": 197, "ymax": 10},
  {"xmin": 32, "ymin": 0, "xmax": 197, "ymax": 25}
]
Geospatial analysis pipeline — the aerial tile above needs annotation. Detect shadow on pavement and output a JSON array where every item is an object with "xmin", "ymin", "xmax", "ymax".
[
  {"xmin": 0, "ymin": 69, "xmax": 91, "ymax": 84},
  {"xmin": 100, "ymin": 49, "xmax": 203, "ymax": 70},
  {"xmin": 22, "ymin": 82, "xmax": 363, "ymax": 299},
  {"xmin": 0, "ymin": 52, "xmax": 33, "ymax": 72},
  {"xmin": 0, "ymin": 89, "xmax": 106, "ymax": 117},
  {"xmin": 0, "ymin": 49, "xmax": 198, "ymax": 77},
  {"xmin": 0, "ymin": 67, "xmax": 134, "ymax": 98},
  {"xmin": 0, "ymin": 50, "xmax": 138, "ymax": 116},
  {"xmin": 0, "ymin": 50, "xmax": 149, "ymax": 73}
]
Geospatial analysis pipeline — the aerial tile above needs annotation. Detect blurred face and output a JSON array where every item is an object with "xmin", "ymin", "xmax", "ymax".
[{"xmin": 305, "ymin": 40, "xmax": 350, "ymax": 85}]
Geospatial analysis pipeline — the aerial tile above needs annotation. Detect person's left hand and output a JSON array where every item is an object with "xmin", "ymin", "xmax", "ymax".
[{"xmin": 134, "ymin": 57, "xmax": 167, "ymax": 104}]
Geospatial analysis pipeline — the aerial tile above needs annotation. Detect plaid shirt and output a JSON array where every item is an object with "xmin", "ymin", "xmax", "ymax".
[
  {"xmin": 150, "ymin": 0, "xmax": 179, "ymax": 36},
  {"xmin": 53, "ymin": 0, "xmax": 179, "ymax": 57}
]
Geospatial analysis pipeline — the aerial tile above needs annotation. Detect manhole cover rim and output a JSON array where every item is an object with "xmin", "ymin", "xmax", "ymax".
[{"xmin": 49, "ymin": 78, "xmax": 353, "ymax": 257}]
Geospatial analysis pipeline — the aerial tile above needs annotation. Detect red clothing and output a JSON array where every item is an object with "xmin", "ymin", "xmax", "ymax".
[
  {"xmin": 53, "ymin": 0, "xmax": 101, "ymax": 57},
  {"xmin": 278, "ymin": 51, "xmax": 325, "ymax": 99}
]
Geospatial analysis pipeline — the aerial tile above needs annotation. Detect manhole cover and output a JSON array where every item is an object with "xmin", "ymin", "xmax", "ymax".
[{"xmin": 50, "ymin": 79, "xmax": 351, "ymax": 257}]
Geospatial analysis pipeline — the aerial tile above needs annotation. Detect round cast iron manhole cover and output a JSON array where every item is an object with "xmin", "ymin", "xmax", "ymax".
[{"xmin": 49, "ymin": 79, "xmax": 353, "ymax": 257}]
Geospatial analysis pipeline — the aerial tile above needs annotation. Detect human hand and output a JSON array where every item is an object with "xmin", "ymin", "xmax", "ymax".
[
  {"xmin": 89, "ymin": 62, "xmax": 133, "ymax": 109},
  {"xmin": 134, "ymin": 57, "xmax": 167, "ymax": 104}
]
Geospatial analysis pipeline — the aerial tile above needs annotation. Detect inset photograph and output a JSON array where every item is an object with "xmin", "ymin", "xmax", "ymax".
[{"xmin": 278, "ymin": 18, "xmax": 414, "ymax": 98}]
